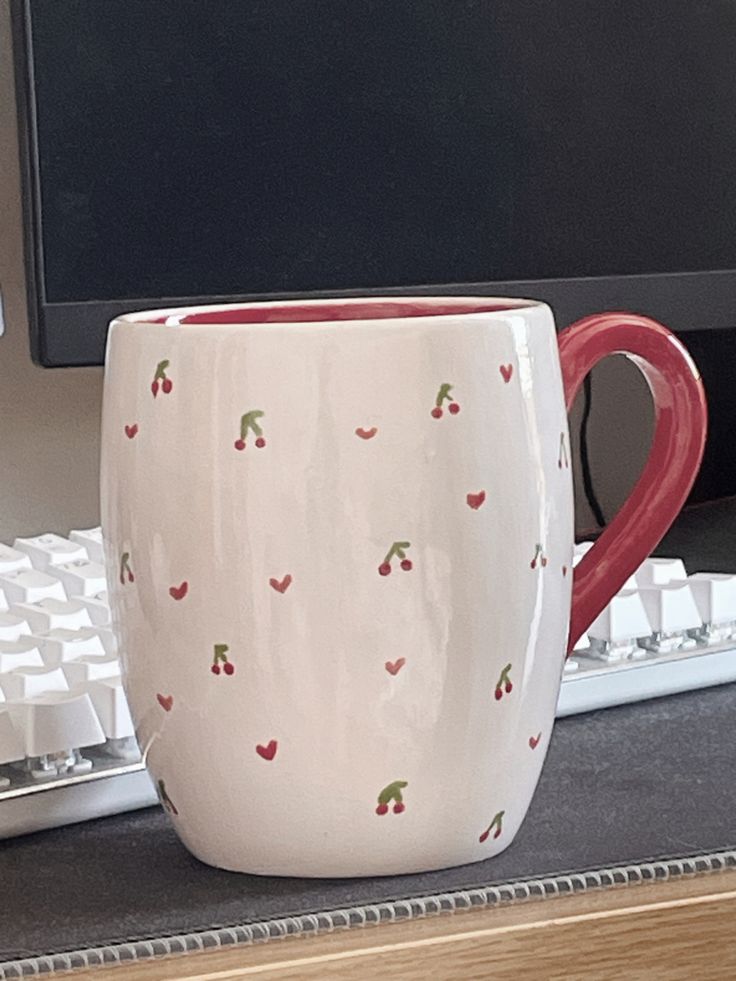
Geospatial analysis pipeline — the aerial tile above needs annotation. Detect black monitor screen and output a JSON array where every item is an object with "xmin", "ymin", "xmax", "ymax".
[{"xmin": 24, "ymin": 0, "xmax": 736, "ymax": 303}]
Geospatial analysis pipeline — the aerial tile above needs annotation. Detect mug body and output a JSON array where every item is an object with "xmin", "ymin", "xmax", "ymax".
[{"xmin": 101, "ymin": 296, "xmax": 573, "ymax": 876}]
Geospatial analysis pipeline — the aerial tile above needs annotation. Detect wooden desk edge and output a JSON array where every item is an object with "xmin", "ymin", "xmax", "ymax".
[{"xmin": 59, "ymin": 868, "xmax": 736, "ymax": 980}]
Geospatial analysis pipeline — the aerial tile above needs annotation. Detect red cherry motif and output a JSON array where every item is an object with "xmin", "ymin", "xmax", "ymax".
[
  {"xmin": 530, "ymin": 544, "xmax": 547, "ymax": 569},
  {"xmin": 379, "ymin": 541, "xmax": 412, "ymax": 576},
  {"xmin": 494, "ymin": 663, "xmax": 513, "ymax": 702},
  {"xmin": 431, "ymin": 382, "xmax": 460, "ymax": 419},
  {"xmin": 119, "ymin": 552, "xmax": 134, "ymax": 586},
  {"xmin": 151, "ymin": 360, "xmax": 172, "ymax": 397},
  {"xmin": 235, "ymin": 410, "xmax": 265, "ymax": 450},
  {"xmin": 375, "ymin": 780, "xmax": 407, "ymax": 816},
  {"xmin": 211, "ymin": 643, "xmax": 233, "ymax": 676},
  {"xmin": 479, "ymin": 809, "xmax": 505, "ymax": 843}
]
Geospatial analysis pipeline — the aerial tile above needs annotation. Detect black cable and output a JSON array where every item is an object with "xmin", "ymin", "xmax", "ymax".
[{"xmin": 580, "ymin": 374, "xmax": 606, "ymax": 528}]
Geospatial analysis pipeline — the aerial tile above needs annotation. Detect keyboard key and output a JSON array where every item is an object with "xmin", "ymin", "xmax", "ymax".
[
  {"xmin": 8, "ymin": 690, "xmax": 105, "ymax": 759},
  {"xmin": 0, "ymin": 570, "xmax": 66, "ymax": 604},
  {"xmin": 69, "ymin": 527, "xmax": 104, "ymax": 565},
  {"xmin": 0, "ymin": 665, "xmax": 69, "ymax": 700},
  {"xmin": 0, "ymin": 640, "xmax": 45, "ymax": 673},
  {"xmin": 638, "ymin": 583, "xmax": 702, "ymax": 653},
  {"xmin": 62, "ymin": 654, "xmax": 120, "ymax": 686},
  {"xmin": 72, "ymin": 592, "xmax": 111, "ymax": 625},
  {"xmin": 87, "ymin": 676, "xmax": 135, "ymax": 741},
  {"xmin": 687, "ymin": 573, "xmax": 736, "ymax": 627},
  {"xmin": 10, "ymin": 598, "xmax": 93, "ymax": 634},
  {"xmin": 636, "ymin": 558, "xmax": 688, "ymax": 587},
  {"xmin": 0, "ymin": 544, "xmax": 32, "ymax": 574},
  {"xmin": 54, "ymin": 560, "xmax": 107, "ymax": 598},
  {"xmin": 35, "ymin": 627, "xmax": 107, "ymax": 664},
  {"xmin": 13, "ymin": 534, "xmax": 87, "ymax": 570},
  {"xmin": 0, "ymin": 709, "xmax": 24, "ymax": 767},
  {"xmin": 587, "ymin": 589, "xmax": 652, "ymax": 660},
  {"xmin": 0, "ymin": 613, "xmax": 31, "ymax": 642}
]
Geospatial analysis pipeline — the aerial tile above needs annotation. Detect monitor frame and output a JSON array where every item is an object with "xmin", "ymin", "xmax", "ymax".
[{"xmin": 13, "ymin": 0, "xmax": 736, "ymax": 367}]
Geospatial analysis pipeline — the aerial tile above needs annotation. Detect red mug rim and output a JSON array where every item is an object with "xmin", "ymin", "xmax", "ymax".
[{"xmin": 115, "ymin": 296, "xmax": 544, "ymax": 327}]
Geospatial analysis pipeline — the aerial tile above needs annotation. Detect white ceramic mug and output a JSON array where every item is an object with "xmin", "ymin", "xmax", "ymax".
[{"xmin": 101, "ymin": 297, "xmax": 706, "ymax": 876}]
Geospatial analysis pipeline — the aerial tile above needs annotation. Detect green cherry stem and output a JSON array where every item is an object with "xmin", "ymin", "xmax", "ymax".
[
  {"xmin": 240, "ymin": 410, "xmax": 264, "ymax": 439},
  {"xmin": 377, "ymin": 780, "xmax": 408, "ymax": 805},
  {"xmin": 154, "ymin": 359, "xmax": 170, "ymax": 381},
  {"xmin": 213, "ymin": 643, "xmax": 230, "ymax": 665},
  {"xmin": 383, "ymin": 541, "xmax": 411, "ymax": 564},
  {"xmin": 435, "ymin": 382, "xmax": 454, "ymax": 407}
]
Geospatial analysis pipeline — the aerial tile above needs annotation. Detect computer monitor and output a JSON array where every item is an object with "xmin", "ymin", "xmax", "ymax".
[{"xmin": 13, "ymin": 0, "xmax": 736, "ymax": 371}]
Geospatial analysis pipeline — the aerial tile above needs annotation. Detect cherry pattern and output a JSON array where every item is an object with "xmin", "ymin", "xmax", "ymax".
[
  {"xmin": 158, "ymin": 779, "xmax": 178, "ymax": 815},
  {"xmin": 119, "ymin": 551, "xmax": 135, "ymax": 585},
  {"xmin": 234, "ymin": 410, "xmax": 266, "ymax": 450},
  {"xmin": 430, "ymin": 382, "xmax": 460, "ymax": 419},
  {"xmin": 479, "ymin": 809, "xmax": 504, "ymax": 842},
  {"xmin": 378, "ymin": 541, "xmax": 413, "ymax": 576},
  {"xmin": 530, "ymin": 543, "xmax": 548, "ymax": 570},
  {"xmin": 151, "ymin": 360, "xmax": 173, "ymax": 398},
  {"xmin": 375, "ymin": 780, "xmax": 408, "ymax": 815},
  {"xmin": 131, "ymin": 359, "xmax": 565, "ymax": 828},
  {"xmin": 211, "ymin": 643, "xmax": 235, "ymax": 676},
  {"xmin": 494, "ymin": 663, "xmax": 513, "ymax": 701}
]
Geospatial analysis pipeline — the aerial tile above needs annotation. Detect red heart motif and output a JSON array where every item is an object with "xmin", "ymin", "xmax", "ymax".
[
  {"xmin": 355, "ymin": 427, "xmax": 378, "ymax": 440},
  {"xmin": 466, "ymin": 490, "xmax": 486, "ymax": 510},
  {"xmin": 169, "ymin": 582, "xmax": 188, "ymax": 601},
  {"xmin": 385, "ymin": 657, "xmax": 406, "ymax": 676},
  {"xmin": 157, "ymin": 693, "xmax": 173, "ymax": 712},
  {"xmin": 256, "ymin": 739, "xmax": 278, "ymax": 761},
  {"xmin": 125, "ymin": 424, "xmax": 139, "ymax": 439},
  {"xmin": 529, "ymin": 732, "xmax": 542, "ymax": 750},
  {"xmin": 499, "ymin": 364, "xmax": 514, "ymax": 383},
  {"xmin": 269, "ymin": 574, "xmax": 292, "ymax": 594}
]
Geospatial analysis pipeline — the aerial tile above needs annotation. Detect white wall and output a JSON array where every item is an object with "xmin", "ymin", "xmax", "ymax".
[{"xmin": 0, "ymin": 0, "xmax": 653, "ymax": 542}]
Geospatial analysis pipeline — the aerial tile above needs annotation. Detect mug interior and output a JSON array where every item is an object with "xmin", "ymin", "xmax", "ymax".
[{"xmin": 138, "ymin": 296, "xmax": 540, "ymax": 326}]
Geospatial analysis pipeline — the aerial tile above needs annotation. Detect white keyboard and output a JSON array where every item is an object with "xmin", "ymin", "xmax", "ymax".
[
  {"xmin": 0, "ymin": 530, "xmax": 734, "ymax": 839},
  {"xmin": 0, "ymin": 529, "xmax": 157, "ymax": 838}
]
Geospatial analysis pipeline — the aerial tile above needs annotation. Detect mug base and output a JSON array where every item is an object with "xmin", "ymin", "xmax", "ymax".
[{"xmin": 180, "ymin": 832, "xmax": 519, "ymax": 879}]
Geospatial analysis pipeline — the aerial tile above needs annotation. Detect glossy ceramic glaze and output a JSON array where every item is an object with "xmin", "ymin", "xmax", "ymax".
[{"xmin": 100, "ymin": 297, "xmax": 706, "ymax": 877}]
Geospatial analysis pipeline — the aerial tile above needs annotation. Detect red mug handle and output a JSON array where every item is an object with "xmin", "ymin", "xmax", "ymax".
[{"xmin": 558, "ymin": 313, "xmax": 708, "ymax": 654}]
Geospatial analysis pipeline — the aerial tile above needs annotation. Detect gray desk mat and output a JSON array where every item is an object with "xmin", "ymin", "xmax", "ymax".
[{"xmin": 1, "ymin": 684, "xmax": 735, "ymax": 969}]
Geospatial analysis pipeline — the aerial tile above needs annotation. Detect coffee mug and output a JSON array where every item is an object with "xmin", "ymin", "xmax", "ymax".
[{"xmin": 101, "ymin": 297, "xmax": 706, "ymax": 877}]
